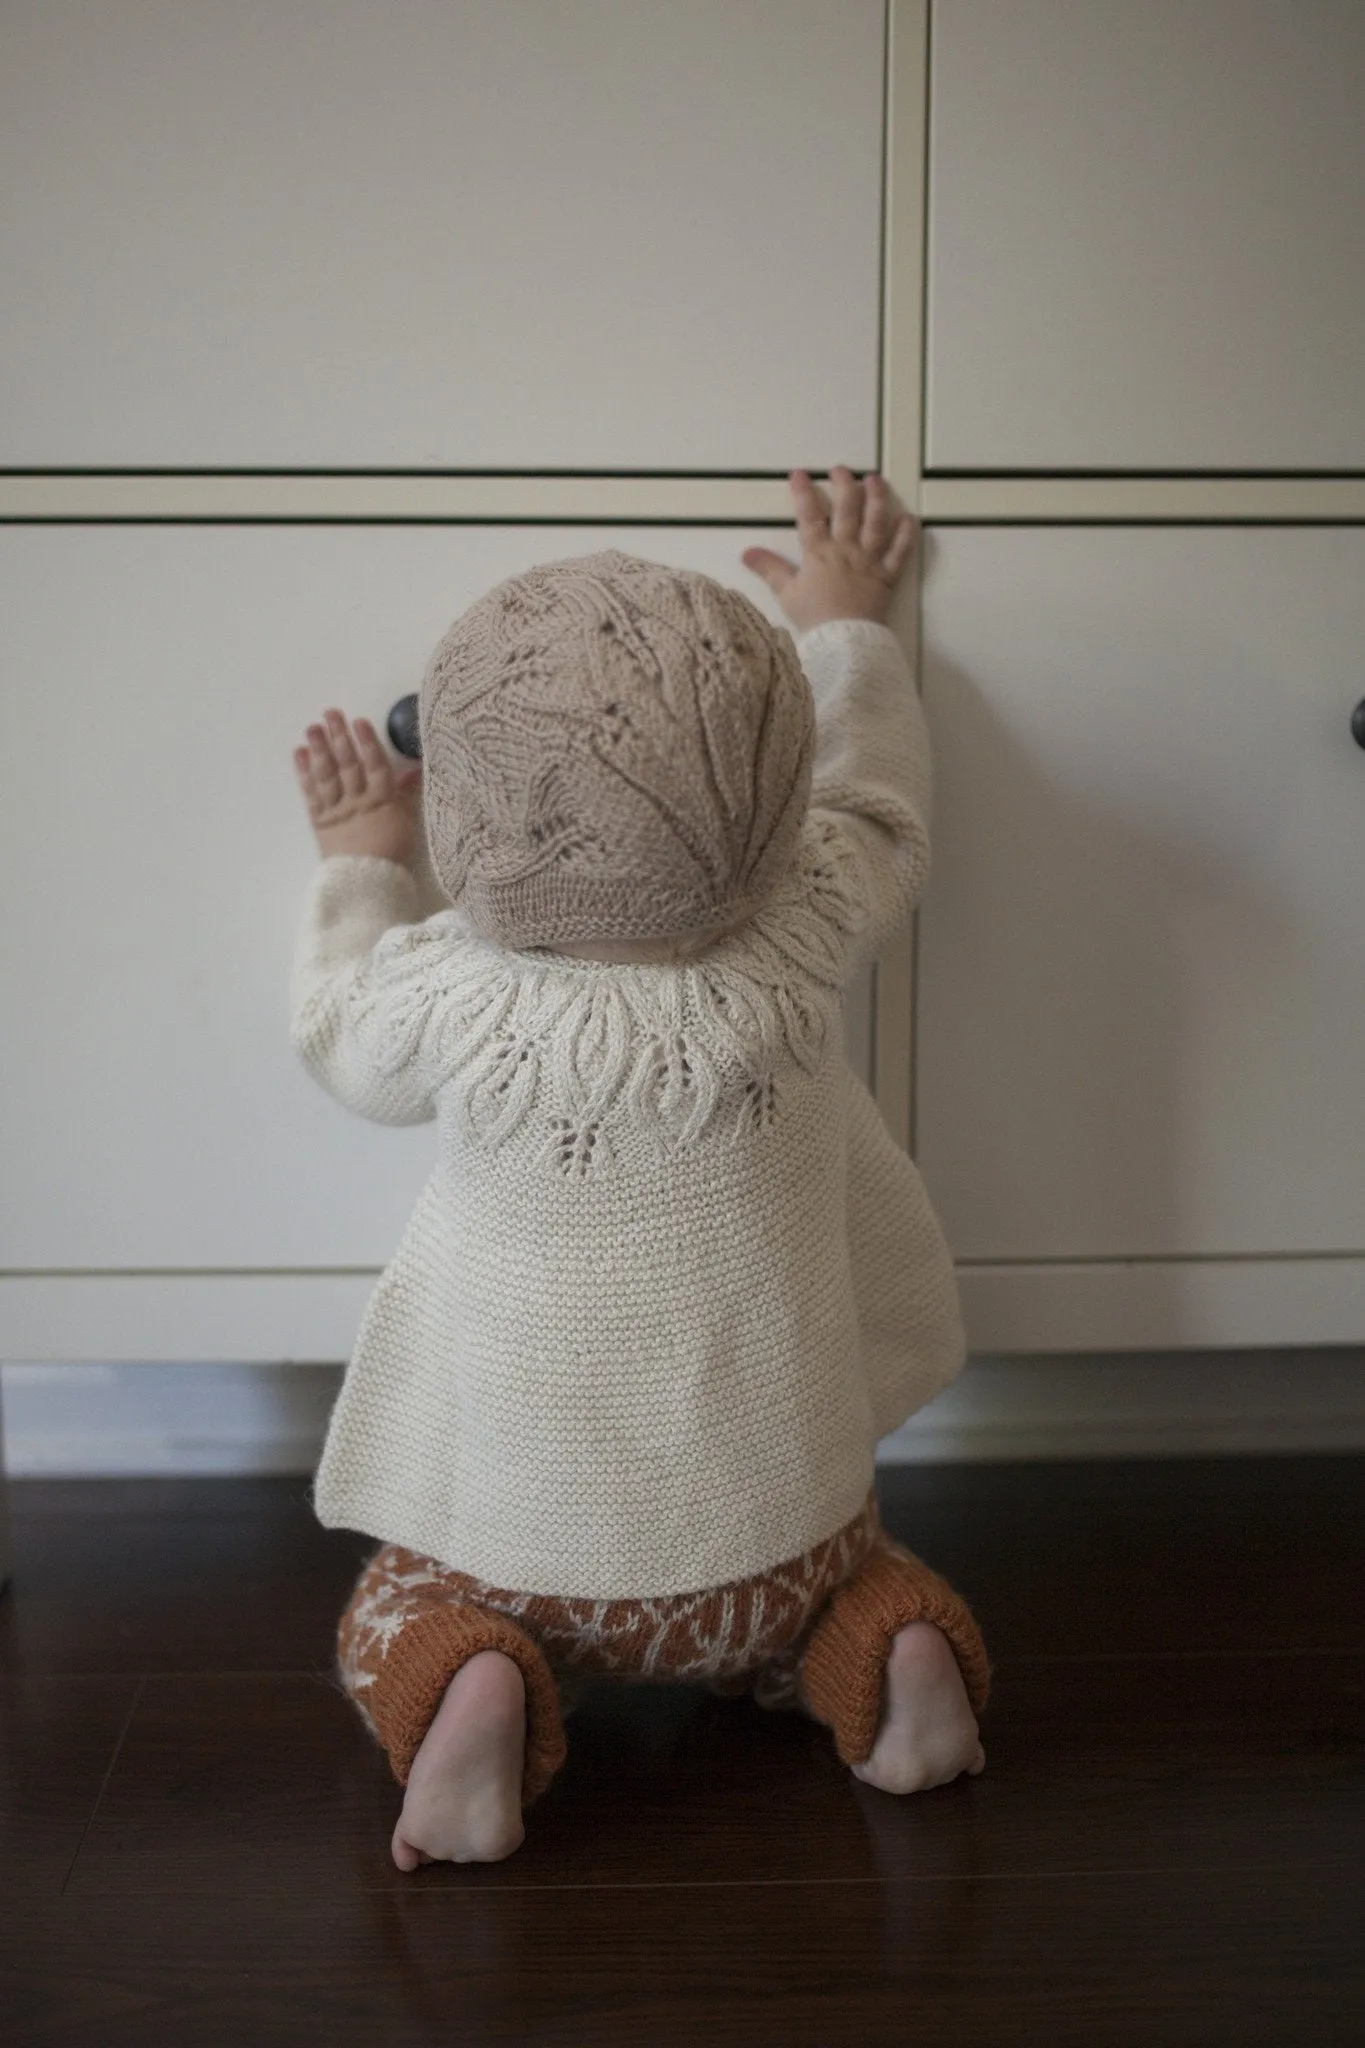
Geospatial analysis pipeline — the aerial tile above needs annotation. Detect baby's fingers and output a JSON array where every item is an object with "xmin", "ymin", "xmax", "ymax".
[
  {"xmin": 304, "ymin": 720, "xmax": 344, "ymax": 812},
  {"xmin": 789, "ymin": 469, "xmax": 830, "ymax": 550},
  {"xmin": 293, "ymin": 744, "xmax": 320, "ymax": 811},
  {"xmin": 324, "ymin": 708, "xmax": 366, "ymax": 801},
  {"xmin": 358, "ymin": 718, "xmax": 422, "ymax": 799},
  {"xmin": 353, "ymin": 715, "xmax": 397, "ymax": 796},
  {"xmin": 828, "ymin": 465, "xmax": 862, "ymax": 544},
  {"xmin": 741, "ymin": 545, "xmax": 799, "ymax": 597},
  {"xmin": 859, "ymin": 473, "xmax": 892, "ymax": 555},
  {"xmin": 881, "ymin": 513, "xmax": 919, "ymax": 581}
]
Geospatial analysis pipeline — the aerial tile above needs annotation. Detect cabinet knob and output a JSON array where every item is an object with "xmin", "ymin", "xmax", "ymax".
[
  {"xmin": 387, "ymin": 693, "xmax": 422, "ymax": 759},
  {"xmin": 1353, "ymin": 700, "xmax": 1365, "ymax": 751}
]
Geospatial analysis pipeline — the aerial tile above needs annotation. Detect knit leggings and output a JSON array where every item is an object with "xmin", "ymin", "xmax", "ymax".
[{"xmin": 336, "ymin": 1490, "xmax": 990, "ymax": 1806}]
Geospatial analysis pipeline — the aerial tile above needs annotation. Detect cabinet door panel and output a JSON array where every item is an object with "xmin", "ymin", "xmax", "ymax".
[
  {"xmin": 0, "ymin": 526, "xmax": 871, "ymax": 1275},
  {"xmin": 916, "ymin": 527, "xmax": 1365, "ymax": 1260},
  {"xmin": 0, "ymin": 0, "xmax": 881, "ymax": 470},
  {"xmin": 926, "ymin": 0, "xmax": 1365, "ymax": 471}
]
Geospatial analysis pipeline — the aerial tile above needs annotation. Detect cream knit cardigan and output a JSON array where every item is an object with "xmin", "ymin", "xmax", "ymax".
[{"xmin": 291, "ymin": 620, "xmax": 965, "ymax": 1599}]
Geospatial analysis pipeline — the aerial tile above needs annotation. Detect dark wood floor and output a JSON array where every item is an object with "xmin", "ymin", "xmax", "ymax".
[{"xmin": 1, "ymin": 1456, "xmax": 1362, "ymax": 2047}]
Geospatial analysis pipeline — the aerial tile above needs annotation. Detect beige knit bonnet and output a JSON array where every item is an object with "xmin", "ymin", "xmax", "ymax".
[{"xmin": 418, "ymin": 550, "xmax": 816, "ymax": 950}]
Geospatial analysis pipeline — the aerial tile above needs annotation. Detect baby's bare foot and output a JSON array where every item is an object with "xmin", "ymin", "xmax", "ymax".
[
  {"xmin": 851, "ymin": 1621, "xmax": 986, "ymax": 1795},
  {"xmin": 391, "ymin": 1649, "xmax": 527, "ymax": 1870}
]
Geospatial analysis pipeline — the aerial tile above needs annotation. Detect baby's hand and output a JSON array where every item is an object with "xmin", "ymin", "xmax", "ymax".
[
  {"xmin": 742, "ymin": 467, "xmax": 917, "ymax": 634},
  {"xmin": 294, "ymin": 708, "xmax": 423, "ymax": 866}
]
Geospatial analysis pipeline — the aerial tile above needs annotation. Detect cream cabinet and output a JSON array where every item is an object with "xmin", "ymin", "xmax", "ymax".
[
  {"xmin": 5, "ymin": 2, "xmax": 1365, "ymax": 1388},
  {"xmin": 0, "ymin": 0, "xmax": 883, "ymax": 471},
  {"xmin": 925, "ymin": 0, "xmax": 1365, "ymax": 472},
  {"xmin": 0, "ymin": 524, "xmax": 874, "ymax": 1362},
  {"xmin": 915, "ymin": 526, "xmax": 1365, "ymax": 1349},
  {"xmin": 912, "ymin": 1, "xmax": 1365, "ymax": 1352}
]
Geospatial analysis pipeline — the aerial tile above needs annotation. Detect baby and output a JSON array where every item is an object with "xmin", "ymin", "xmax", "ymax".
[{"xmin": 291, "ymin": 468, "xmax": 988, "ymax": 1869}]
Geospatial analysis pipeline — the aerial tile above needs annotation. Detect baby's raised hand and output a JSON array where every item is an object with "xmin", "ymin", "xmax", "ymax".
[
  {"xmin": 742, "ymin": 467, "xmax": 917, "ymax": 634},
  {"xmin": 294, "ymin": 708, "xmax": 423, "ymax": 866}
]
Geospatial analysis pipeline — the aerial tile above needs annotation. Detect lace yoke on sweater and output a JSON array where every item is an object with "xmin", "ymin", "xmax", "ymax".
[{"xmin": 344, "ymin": 812, "xmax": 870, "ymax": 1178}]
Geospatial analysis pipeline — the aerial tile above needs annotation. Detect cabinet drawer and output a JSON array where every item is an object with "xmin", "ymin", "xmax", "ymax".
[
  {"xmin": 925, "ymin": 0, "xmax": 1365, "ymax": 472},
  {"xmin": 0, "ymin": 525, "xmax": 870, "ymax": 1304},
  {"xmin": 916, "ymin": 526, "xmax": 1365, "ymax": 1266},
  {"xmin": 0, "ymin": 0, "xmax": 882, "ymax": 470}
]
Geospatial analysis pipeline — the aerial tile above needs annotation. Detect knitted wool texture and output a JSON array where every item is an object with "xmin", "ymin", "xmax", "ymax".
[
  {"xmin": 336, "ymin": 1499, "xmax": 991, "ymax": 1796},
  {"xmin": 337, "ymin": 1491, "xmax": 886, "ymax": 1795},
  {"xmin": 801, "ymin": 1543, "xmax": 993, "ymax": 1763},
  {"xmin": 418, "ymin": 549, "xmax": 817, "ymax": 948},
  {"xmin": 292, "ymin": 622, "xmax": 967, "ymax": 1600}
]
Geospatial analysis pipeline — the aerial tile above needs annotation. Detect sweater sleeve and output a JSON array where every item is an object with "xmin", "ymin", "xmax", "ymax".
[
  {"xmin": 289, "ymin": 855, "xmax": 440, "ymax": 1126},
  {"xmin": 796, "ymin": 618, "xmax": 932, "ymax": 965}
]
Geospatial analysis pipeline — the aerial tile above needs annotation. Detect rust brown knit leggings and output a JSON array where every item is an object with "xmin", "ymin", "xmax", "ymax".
[{"xmin": 336, "ymin": 1490, "xmax": 990, "ymax": 1806}]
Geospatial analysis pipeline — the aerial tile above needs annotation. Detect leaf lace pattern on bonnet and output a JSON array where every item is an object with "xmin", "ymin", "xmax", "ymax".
[{"xmin": 344, "ymin": 815, "xmax": 867, "ymax": 1179}]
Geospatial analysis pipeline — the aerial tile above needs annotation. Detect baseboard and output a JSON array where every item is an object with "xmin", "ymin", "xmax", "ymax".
[
  {"xmin": 3, "ymin": 1351, "xmax": 1364, "ymax": 1479},
  {"xmin": 0, "ymin": 1363, "xmax": 343, "ymax": 1478},
  {"xmin": 876, "ymin": 1350, "xmax": 1365, "ymax": 1462},
  {"xmin": 0, "ymin": 1430, "xmax": 330, "ymax": 1478}
]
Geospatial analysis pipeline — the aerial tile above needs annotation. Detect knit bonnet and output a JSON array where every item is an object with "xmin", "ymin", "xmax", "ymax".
[{"xmin": 418, "ymin": 550, "xmax": 816, "ymax": 949}]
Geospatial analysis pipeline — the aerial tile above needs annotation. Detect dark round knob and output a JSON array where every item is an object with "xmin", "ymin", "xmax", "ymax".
[
  {"xmin": 387, "ymin": 693, "xmax": 422, "ymax": 759},
  {"xmin": 1353, "ymin": 699, "xmax": 1365, "ymax": 751}
]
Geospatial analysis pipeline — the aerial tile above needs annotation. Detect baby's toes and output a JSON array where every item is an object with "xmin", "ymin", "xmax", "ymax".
[{"xmin": 391, "ymin": 1826, "xmax": 422, "ymax": 1872}]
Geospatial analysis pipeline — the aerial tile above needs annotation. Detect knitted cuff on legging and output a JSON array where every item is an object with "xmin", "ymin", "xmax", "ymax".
[
  {"xmin": 362, "ymin": 1604, "xmax": 568, "ymax": 1806},
  {"xmin": 800, "ymin": 1543, "xmax": 991, "ymax": 1766}
]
